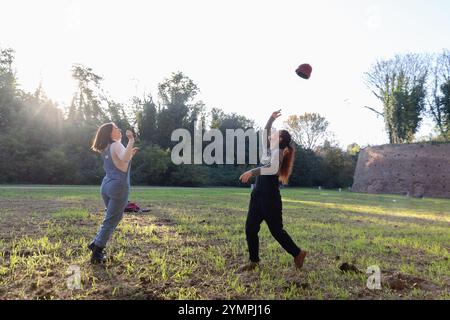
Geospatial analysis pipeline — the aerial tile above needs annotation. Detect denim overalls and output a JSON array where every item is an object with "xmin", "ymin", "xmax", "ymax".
[{"xmin": 92, "ymin": 144, "xmax": 131, "ymax": 248}]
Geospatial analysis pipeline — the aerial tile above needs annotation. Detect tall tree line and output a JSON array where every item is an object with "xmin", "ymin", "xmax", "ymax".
[
  {"xmin": 365, "ymin": 51, "xmax": 450, "ymax": 143},
  {"xmin": 1, "ymin": 47, "xmax": 360, "ymax": 188}
]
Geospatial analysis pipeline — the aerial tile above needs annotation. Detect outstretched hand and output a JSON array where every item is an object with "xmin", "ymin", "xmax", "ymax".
[
  {"xmin": 239, "ymin": 171, "xmax": 253, "ymax": 184},
  {"xmin": 271, "ymin": 109, "xmax": 282, "ymax": 120},
  {"xmin": 126, "ymin": 130, "xmax": 135, "ymax": 140}
]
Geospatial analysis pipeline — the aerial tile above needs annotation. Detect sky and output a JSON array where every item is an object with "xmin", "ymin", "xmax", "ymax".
[{"xmin": 1, "ymin": 0, "xmax": 450, "ymax": 147}]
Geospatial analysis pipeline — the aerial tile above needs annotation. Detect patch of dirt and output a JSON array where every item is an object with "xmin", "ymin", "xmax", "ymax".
[
  {"xmin": 0, "ymin": 198, "xmax": 98, "ymax": 215},
  {"xmin": 0, "ymin": 198, "xmax": 102, "ymax": 238},
  {"xmin": 0, "ymin": 198, "xmax": 97, "ymax": 218},
  {"xmin": 209, "ymin": 207, "xmax": 241, "ymax": 216},
  {"xmin": 0, "ymin": 198, "xmax": 196, "ymax": 300},
  {"xmin": 339, "ymin": 262, "xmax": 363, "ymax": 274},
  {"xmin": 284, "ymin": 279, "xmax": 310, "ymax": 290},
  {"xmin": 2, "ymin": 249, "xmax": 37, "ymax": 259},
  {"xmin": 154, "ymin": 218, "xmax": 176, "ymax": 226},
  {"xmin": 136, "ymin": 205, "xmax": 177, "ymax": 226},
  {"xmin": 383, "ymin": 272, "xmax": 442, "ymax": 292}
]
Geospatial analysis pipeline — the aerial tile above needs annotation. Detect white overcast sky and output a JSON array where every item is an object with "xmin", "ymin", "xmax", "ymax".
[{"xmin": 2, "ymin": 0, "xmax": 450, "ymax": 147}]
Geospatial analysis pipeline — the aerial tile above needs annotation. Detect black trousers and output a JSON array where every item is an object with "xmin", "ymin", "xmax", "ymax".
[{"xmin": 245, "ymin": 190, "xmax": 301, "ymax": 262}]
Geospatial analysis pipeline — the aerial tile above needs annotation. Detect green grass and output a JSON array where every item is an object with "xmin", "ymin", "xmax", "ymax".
[
  {"xmin": 0, "ymin": 186, "xmax": 449, "ymax": 300},
  {"xmin": 51, "ymin": 208, "xmax": 89, "ymax": 219}
]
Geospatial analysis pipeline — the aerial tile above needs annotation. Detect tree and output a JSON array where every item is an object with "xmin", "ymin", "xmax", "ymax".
[
  {"xmin": 158, "ymin": 71, "xmax": 199, "ymax": 107},
  {"xmin": 315, "ymin": 140, "xmax": 357, "ymax": 188},
  {"xmin": 21, "ymin": 85, "xmax": 64, "ymax": 150},
  {"xmin": 284, "ymin": 113, "xmax": 329, "ymax": 150},
  {"xmin": 135, "ymin": 95, "xmax": 158, "ymax": 144},
  {"xmin": 155, "ymin": 72, "xmax": 203, "ymax": 149},
  {"xmin": 131, "ymin": 145, "xmax": 171, "ymax": 185},
  {"xmin": 289, "ymin": 145, "xmax": 324, "ymax": 187},
  {"xmin": 210, "ymin": 108, "xmax": 255, "ymax": 131},
  {"xmin": 106, "ymin": 100, "xmax": 131, "ymax": 134},
  {"xmin": 428, "ymin": 50, "xmax": 450, "ymax": 140},
  {"xmin": 365, "ymin": 53, "xmax": 428, "ymax": 143},
  {"xmin": 167, "ymin": 164, "xmax": 210, "ymax": 187},
  {"xmin": 68, "ymin": 64, "xmax": 107, "ymax": 127},
  {"xmin": 208, "ymin": 107, "xmax": 256, "ymax": 166},
  {"xmin": 0, "ymin": 47, "xmax": 21, "ymax": 130},
  {"xmin": 346, "ymin": 143, "xmax": 361, "ymax": 157}
]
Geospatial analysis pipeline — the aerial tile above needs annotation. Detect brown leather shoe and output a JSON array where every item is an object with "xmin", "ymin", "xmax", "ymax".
[{"xmin": 294, "ymin": 251, "xmax": 307, "ymax": 269}]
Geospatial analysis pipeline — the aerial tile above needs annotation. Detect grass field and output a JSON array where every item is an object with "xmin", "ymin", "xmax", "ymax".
[{"xmin": 0, "ymin": 185, "xmax": 449, "ymax": 300}]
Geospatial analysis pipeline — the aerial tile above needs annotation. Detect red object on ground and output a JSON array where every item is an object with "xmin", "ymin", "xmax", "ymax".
[
  {"xmin": 125, "ymin": 202, "xmax": 140, "ymax": 212},
  {"xmin": 296, "ymin": 64, "xmax": 312, "ymax": 79}
]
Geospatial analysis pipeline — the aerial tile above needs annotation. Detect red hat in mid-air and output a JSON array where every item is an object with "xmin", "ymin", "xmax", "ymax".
[{"xmin": 296, "ymin": 64, "xmax": 312, "ymax": 79}]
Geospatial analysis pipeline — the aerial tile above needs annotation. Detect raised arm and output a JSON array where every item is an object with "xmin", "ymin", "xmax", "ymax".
[
  {"xmin": 112, "ymin": 130, "xmax": 135, "ymax": 162},
  {"xmin": 264, "ymin": 109, "xmax": 281, "ymax": 149},
  {"xmin": 239, "ymin": 110, "xmax": 282, "ymax": 183}
]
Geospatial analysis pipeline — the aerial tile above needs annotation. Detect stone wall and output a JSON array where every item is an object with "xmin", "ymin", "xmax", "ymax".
[{"xmin": 352, "ymin": 143, "xmax": 450, "ymax": 198}]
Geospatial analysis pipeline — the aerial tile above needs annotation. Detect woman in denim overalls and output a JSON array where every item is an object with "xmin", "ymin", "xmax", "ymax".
[{"xmin": 89, "ymin": 123, "xmax": 138, "ymax": 264}]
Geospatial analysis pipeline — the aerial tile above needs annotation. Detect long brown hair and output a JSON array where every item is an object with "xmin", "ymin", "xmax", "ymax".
[
  {"xmin": 278, "ymin": 130, "xmax": 295, "ymax": 185},
  {"xmin": 91, "ymin": 123, "xmax": 114, "ymax": 153}
]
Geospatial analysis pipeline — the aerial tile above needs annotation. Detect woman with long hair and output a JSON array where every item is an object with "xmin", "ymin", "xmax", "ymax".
[
  {"xmin": 239, "ymin": 110, "xmax": 306, "ymax": 271},
  {"xmin": 89, "ymin": 122, "xmax": 138, "ymax": 264}
]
